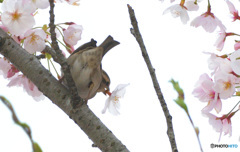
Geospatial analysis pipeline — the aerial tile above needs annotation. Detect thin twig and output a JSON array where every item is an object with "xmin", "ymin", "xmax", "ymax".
[
  {"xmin": 127, "ymin": 4, "xmax": 178, "ymax": 152},
  {"xmin": 36, "ymin": 54, "xmax": 46, "ymax": 60},
  {"xmin": 0, "ymin": 96, "xmax": 42, "ymax": 152},
  {"xmin": 48, "ymin": 0, "xmax": 82, "ymax": 108},
  {"xmin": 43, "ymin": 46, "xmax": 58, "ymax": 62},
  {"xmin": 187, "ymin": 114, "xmax": 203, "ymax": 152}
]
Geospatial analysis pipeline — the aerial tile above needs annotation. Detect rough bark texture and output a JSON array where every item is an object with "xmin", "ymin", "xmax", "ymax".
[
  {"xmin": 127, "ymin": 4, "xmax": 178, "ymax": 152},
  {"xmin": 0, "ymin": 29, "xmax": 129, "ymax": 152}
]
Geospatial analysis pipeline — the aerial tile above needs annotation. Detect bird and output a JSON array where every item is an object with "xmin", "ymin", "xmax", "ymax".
[{"xmin": 65, "ymin": 35, "xmax": 119, "ymax": 102}]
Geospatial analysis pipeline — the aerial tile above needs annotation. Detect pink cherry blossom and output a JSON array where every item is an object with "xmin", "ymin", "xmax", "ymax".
[
  {"xmin": 215, "ymin": 31, "xmax": 236, "ymax": 51},
  {"xmin": 163, "ymin": 4, "xmax": 189, "ymax": 24},
  {"xmin": 7, "ymin": 74, "xmax": 44, "ymax": 101},
  {"xmin": 229, "ymin": 49, "xmax": 240, "ymax": 75},
  {"xmin": 234, "ymin": 42, "xmax": 240, "ymax": 51},
  {"xmin": 102, "ymin": 84, "xmax": 129, "ymax": 115},
  {"xmin": 63, "ymin": 24, "xmax": 83, "ymax": 46},
  {"xmin": 0, "ymin": 24, "xmax": 8, "ymax": 33},
  {"xmin": 29, "ymin": 0, "xmax": 49, "ymax": 9},
  {"xmin": 214, "ymin": 30, "xmax": 227, "ymax": 51},
  {"xmin": 204, "ymin": 113, "xmax": 222, "ymax": 132},
  {"xmin": 213, "ymin": 72, "xmax": 236, "ymax": 99},
  {"xmin": 7, "ymin": 65, "xmax": 19, "ymax": 78},
  {"xmin": 1, "ymin": 0, "xmax": 35, "ymax": 36},
  {"xmin": 203, "ymin": 112, "xmax": 232, "ymax": 141},
  {"xmin": 225, "ymin": 0, "xmax": 240, "ymax": 21},
  {"xmin": 0, "ymin": 58, "xmax": 11, "ymax": 78},
  {"xmin": 193, "ymin": 73, "xmax": 222, "ymax": 113},
  {"xmin": 185, "ymin": 0, "xmax": 199, "ymax": 11},
  {"xmin": 191, "ymin": 9, "xmax": 226, "ymax": 33},
  {"xmin": 12, "ymin": 35, "xmax": 24, "ymax": 44},
  {"xmin": 24, "ymin": 29, "xmax": 47, "ymax": 54},
  {"xmin": 206, "ymin": 53, "xmax": 232, "ymax": 75},
  {"xmin": 221, "ymin": 118, "xmax": 232, "ymax": 137}
]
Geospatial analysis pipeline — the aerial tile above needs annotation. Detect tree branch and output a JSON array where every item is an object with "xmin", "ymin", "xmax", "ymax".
[
  {"xmin": 48, "ymin": 0, "xmax": 82, "ymax": 108},
  {"xmin": 0, "ymin": 29, "xmax": 129, "ymax": 152},
  {"xmin": 127, "ymin": 4, "xmax": 178, "ymax": 152}
]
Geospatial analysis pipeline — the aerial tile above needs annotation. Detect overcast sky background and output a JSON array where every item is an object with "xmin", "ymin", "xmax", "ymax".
[{"xmin": 0, "ymin": 0, "xmax": 240, "ymax": 152}]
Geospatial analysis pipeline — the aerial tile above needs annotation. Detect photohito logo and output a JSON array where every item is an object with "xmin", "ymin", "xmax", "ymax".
[{"xmin": 210, "ymin": 143, "xmax": 238, "ymax": 148}]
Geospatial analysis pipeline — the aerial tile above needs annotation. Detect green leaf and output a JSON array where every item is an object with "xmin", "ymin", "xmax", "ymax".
[
  {"xmin": 0, "ymin": 96, "xmax": 43, "ymax": 152},
  {"xmin": 33, "ymin": 142, "xmax": 43, "ymax": 152},
  {"xmin": 170, "ymin": 79, "xmax": 188, "ymax": 113}
]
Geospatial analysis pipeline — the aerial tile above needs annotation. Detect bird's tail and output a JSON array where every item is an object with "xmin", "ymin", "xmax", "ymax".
[{"xmin": 99, "ymin": 35, "xmax": 120, "ymax": 57}]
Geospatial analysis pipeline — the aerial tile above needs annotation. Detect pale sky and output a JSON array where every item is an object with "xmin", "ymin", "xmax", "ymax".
[{"xmin": 0, "ymin": 0, "xmax": 240, "ymax": 152}]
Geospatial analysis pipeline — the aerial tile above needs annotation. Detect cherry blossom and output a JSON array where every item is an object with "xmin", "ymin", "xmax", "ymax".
[
  {"xmin": 7, "ymin": 65, "xmax": 19, "ymax": 78},
  {"xmin": 214, "ymin": 31, "xmax": 227, "ymax": 51},
  {"xmin": 193, "ymin": 73, "xmax": 222, "ymax": 113},
  {"xmin": 102, "ymin": 84, "xmax": 129, "ymax": 115},
  {"xmin": 7, "ymin": 74, "xmax": 44, "ymax": 101},
  {"xmin": 234, "ymin": 42, "xmax": 240, "ymax": 51},
  {"xmin": 0, "ymin": 24, "xmax": 8, "ymax": 33},
  {"xmin": 1, "ymin": 0, "xmax": 35, "ymax": 36},
  {"xmin": 203, "ymin": 112, "xmax": 233, "ymax": 141},
  {"xmin": 215, "ymin": 31, "xmax": 236, "ymax": 51},
  {"xmin": 191, "ymin": 5, "xmax": 226, "ymax": 33},
  {"xmin": 24, "ymin": 29, "xmax": 47, "ymax": 54},
  {"xmin": 28, "ymin": 0, "xmax": 50, "ymax": 9},
  {"xmin": 225, "ymin": 0, "xmax": 240, "ymax": 21},
  {"xmin": 163, "ymin": 4, "xmax": 189, "ymax": 24},
  {"xmin": 0, "ymin": 58, "xmax": 11, "ymax": 78},
  {"xmin": 213, "ymin": 71, "xmax": 237, "ymax": 99},
  {"xmin": 203, "ymin": 112, "xmax": 222, "ymax": 132},
  {"xmin": 207, "ymin": 53, "xmax": 232, "ymax": 75},
  {"xmin": 185, "ymin": 0, "xmax": 199, "ymax": 11},
  {"xmin": 12, "ymin": 35, "xmax": 25, "ymax": 44},
  {"xmin": 229, "ymin": 49, "xmax": 240, "ymax": 75},
  {"xmin": 63, "ymin": 24, "xmax": 83, "ymax": 46}
]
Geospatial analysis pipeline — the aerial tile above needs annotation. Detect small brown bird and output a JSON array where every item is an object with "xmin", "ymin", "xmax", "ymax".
[{"xmin": 66, "ymin": 35, "xmax": 119, "ymax": 101}]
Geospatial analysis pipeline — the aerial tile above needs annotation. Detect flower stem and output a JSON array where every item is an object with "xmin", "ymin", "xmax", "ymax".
[
  {"xmin": 207, "ymin": 0, "xmax": 211, "ymax": 13},
  {"xmin": 226, "ymin": 100, "xmax": 240, "ymax": 117},
  {"xmin": 50, "ymin": 59, "xmax": 60, "ymax": 79},
  {"xmin": 180, "ymin": 0, "xmax": 185, "ymax": 7}
]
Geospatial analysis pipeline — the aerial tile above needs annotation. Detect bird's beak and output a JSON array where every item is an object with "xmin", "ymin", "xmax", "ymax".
[{"xmin": 104, "ymin": 89, "xmax": 112, "ymax": 96}]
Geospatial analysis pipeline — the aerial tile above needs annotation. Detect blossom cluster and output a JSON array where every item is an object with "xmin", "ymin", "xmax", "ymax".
[
  {"xmin": 0, "ymin": 0, "xmax": 82, "ymax": 101},
  {"xmin": 192, "ymin": 52, "xmax": 240, "ymax": 141},
  {"xmin": 163, "ymin": 0, "xmax": 240, "ymax": 140}
]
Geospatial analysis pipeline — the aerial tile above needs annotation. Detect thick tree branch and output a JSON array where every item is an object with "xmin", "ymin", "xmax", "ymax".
[
  {"xmin": 48, "ymin": 0, "xmax": 82, "ymax": 108},
  {"xmin": 0, "ymin": 29, "xmax": 129, "ymax": 152},
  {"xmin": 127, "ymin": 4, "xmax": 178, "ymax": 152}
]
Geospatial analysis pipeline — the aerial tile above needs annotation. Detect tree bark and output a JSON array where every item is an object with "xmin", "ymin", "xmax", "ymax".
[{"xmin": 127, "ymin": 4, "xmax": 178, "ymax": 152}]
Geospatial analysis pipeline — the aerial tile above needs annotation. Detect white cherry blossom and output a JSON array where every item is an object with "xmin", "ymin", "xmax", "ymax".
[{"xmin": 1, "ymin": 0, "xmax": 35, "ymax": 36}]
